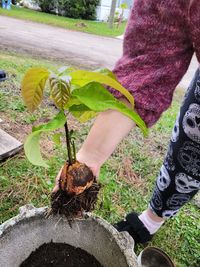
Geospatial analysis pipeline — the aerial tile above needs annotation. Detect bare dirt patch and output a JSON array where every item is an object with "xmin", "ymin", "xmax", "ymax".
[{"xmin": 117, "ymin": 157, "xmax": 144, "ymax": 188}]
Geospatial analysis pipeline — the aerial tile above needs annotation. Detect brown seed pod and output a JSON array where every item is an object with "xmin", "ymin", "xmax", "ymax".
[{"xmin": 59, "ymin": 161, "xmax": 94, "ymax": 195}]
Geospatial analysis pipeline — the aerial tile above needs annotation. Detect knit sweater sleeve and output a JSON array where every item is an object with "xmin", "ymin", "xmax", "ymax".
[
  {"xmin": 109, "ymin": 0, "xmax": 194, "ymax": 127},
  {"xmin": 189, "ymin": 0, "xmax": 200, "ymax": 62}
]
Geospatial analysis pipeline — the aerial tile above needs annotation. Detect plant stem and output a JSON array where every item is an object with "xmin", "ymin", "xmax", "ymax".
[
  {"xmin": 72, "ymin": 140, "xmax": 76, "ymax": 162},
  {"xmin": 64, "ymin": 121, "xmax": 73, "ymax": 165}
]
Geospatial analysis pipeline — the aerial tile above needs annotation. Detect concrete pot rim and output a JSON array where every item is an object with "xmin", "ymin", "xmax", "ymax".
[{"xmin": 0, "ymin": 204, "xmax": 138, "ymax": 267}]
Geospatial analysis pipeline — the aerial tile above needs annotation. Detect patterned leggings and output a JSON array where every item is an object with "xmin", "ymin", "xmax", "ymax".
[{"xmin": 150, "ymin": 69, "xmax": 200, "ymax": 219}]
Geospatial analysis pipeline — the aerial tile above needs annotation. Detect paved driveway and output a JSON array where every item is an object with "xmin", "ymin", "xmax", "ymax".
[
  {"xmin": 0, "ymin": 16, "xmax": 122, "ymax": 69},
  {"xmin": 0, "ymin": 15, "xmax": 198, "ymax": 89}
]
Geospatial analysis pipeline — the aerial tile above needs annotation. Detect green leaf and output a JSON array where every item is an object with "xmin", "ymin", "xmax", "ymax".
[
  {"xmin": 52, "ymin": 133, "xmax": 62, "ymax": 145},
  {"xmin": 65, "ymin": 97, "xmax": 97, "ymax": 122},
  {"xmin": 32, "ymin": 111, "xmax": 66, "ymax": 132},
  {"xmin": 94, "ymin": 68, "xmax": 117, "ymax": 80},
  {"xmin": 70, "ymin": 70, "xmax": 135, "ymax": 107},
  {"xmin": 24, "ymin": 132, "xmax": 47, "ymax": 168},
  {"xmin": 69, "ymin": 104, "xmax": 97, "ymax": 122},
  {"xmin": 64, "ymin": 97, "xmax": 82, "ymax": 109},
  {"xmin": 72, "ymin": 83, "xmax": 148, "ymax": 136},
  {"xmin": 22, "ymin": 67, "xmax": 50, "ymax": 112},
  {"xmin": 24, "ymin": 111, "xmax": 66, "ymax": 167},
  {"xmin": 49, "ymin": 74, "xmax": 71, "ymax": 109}
]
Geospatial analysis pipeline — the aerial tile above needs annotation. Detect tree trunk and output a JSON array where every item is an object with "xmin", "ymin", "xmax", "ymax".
[{"xmin": 108, "ymin": 0, "xmax": 117, "ymax": 29}]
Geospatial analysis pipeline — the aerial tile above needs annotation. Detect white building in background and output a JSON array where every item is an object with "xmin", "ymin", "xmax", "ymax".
[{"xmin": 96, "ymin": 0, "xmax": 133, "ymax": 21}]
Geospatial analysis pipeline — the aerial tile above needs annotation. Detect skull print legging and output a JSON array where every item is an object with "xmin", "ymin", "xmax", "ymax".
[{"xmin": 149, "ymin": 69, "xmax": 200, "ymax": 219}]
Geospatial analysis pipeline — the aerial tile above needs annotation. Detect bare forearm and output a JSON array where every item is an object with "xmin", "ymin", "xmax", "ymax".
[{"xmin": 77, "ymin": 99, "xmax": 136, "ymax": 173}]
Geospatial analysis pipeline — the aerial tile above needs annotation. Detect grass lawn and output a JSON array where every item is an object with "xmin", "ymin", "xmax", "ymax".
[
  {"xmin": 0, "ymin": 51, "xmax": 199, "ymax": 267},
  {"xmin": 0, "ymin": 6, "xmax": 126, "ymax": 37}
]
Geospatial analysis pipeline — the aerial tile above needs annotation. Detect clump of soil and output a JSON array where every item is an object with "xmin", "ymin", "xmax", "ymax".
[
  {"xmin": 51, "ymin": 161, "xmax": 101, "ymax": 217},
  {"xmin": 20, "ymin": 242, "xmax": 103, "ymax": 267},
  {"xmin": 75, "ymin": 22, "xmax": 87, "ymax": 28}
]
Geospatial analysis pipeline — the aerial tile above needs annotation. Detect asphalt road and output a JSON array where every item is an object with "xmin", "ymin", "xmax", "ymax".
[{"xmin": 0, "ymin": 15, "xmax": 198, "ymax": 89}]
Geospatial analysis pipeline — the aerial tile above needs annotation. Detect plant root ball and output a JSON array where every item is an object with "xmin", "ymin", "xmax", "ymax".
[
  {"xmin": 51, "ymin": 161, "xmax": 101, "ymax": 217},
  {"xmin": 59, "ymin": 161, "xmax": 94, "ymax": 195},
  {"xmin": 51, "ymin": 180, "xmax": 101, "ymax": 217}
]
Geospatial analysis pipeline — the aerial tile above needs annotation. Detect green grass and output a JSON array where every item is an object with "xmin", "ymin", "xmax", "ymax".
[
  {"xmin": 0, "ymin": 51, "xmax": 60, "ymax": 82},
  {"xmin": 0, "ymin": 6, "xmax": 126, "ymax": 37},
  {"xmin": 0, "ymin": 51, "xmax": 200, "ymax": 267}
]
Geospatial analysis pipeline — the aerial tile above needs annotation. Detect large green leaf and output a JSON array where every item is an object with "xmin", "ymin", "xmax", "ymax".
[
  {"xmin": 72, "ymin": 83, "xmax": 148, "ymax": 136},
  {"xmin": 65, "ymin": 97, "xmax": 97, "ymax": 122},
  {"xmin": 24, "ymin": 132, "xmax": 48, "ymax": 168},
  {"xmin": 24, "ymin": 111, "xmax": 66, "ymax": 167},
  {"xmin": 70, "ymin": 70, "xmax": 135, "ymax": 108},
  {"xmin": 22, "ymin": 67, "xmax": 50, "ymax": 112}
]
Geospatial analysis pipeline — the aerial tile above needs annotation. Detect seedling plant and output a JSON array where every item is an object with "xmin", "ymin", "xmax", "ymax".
[{"xmin": 22, "ymin": 66, "xmax": 147, "ymax": 217}]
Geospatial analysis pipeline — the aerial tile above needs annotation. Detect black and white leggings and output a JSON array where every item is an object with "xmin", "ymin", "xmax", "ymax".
[{"xmin": 150, "ymin": 69, "xmax": 200, "ymax": 219}]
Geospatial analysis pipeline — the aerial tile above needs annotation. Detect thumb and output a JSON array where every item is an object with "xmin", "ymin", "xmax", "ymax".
[{"xmin": 52, "ymin": 168, "xmax": 63, "ymax": 193}]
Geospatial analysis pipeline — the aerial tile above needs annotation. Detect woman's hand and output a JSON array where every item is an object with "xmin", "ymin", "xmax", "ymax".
[{"xmin": 53, "ymin": 98, "xmax": 136, "ymax": 193}]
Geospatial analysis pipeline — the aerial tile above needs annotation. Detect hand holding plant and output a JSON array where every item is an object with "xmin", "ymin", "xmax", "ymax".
[{"xmin": 22, "ymin": 66, "xmax": 147, "ymax": 217}]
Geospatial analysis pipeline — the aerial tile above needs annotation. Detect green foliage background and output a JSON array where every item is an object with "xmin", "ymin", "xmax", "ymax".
[
  {"xmin": 34, "ymin": 0, "xmax": 100, "ymax": 20},
  {"xmin": 34, "ymin": 0, "xmax": 56, "ymax": 13}
]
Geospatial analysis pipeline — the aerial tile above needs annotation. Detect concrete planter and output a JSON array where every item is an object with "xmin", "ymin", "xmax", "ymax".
[{"xmin": 0, "ymin": 205, "xmax": 139, "ymax": 267}]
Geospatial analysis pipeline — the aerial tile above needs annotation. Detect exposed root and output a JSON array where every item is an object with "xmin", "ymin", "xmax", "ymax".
[{"xmin": 51, "ymin": 179, "xmax": 101, "ymax": 218}]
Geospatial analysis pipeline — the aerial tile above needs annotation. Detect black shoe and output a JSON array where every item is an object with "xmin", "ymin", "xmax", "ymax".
[
  {"xmin": 0, "ymin": 70, "xmax": 7, "ymax": 82},
  {"xmin": 114, "ymin": 212, "xmax": 153, "ymax": 244}
]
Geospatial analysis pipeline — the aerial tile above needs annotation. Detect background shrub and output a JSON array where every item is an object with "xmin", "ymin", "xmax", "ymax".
[
  {"xmin": 82, "ymin": 0, "xmax": 100, "ymax": 20},
  {"xmin": 62, "ymin": 0, "xmax": 99, "ymax": 20},
  {"xmin": 34, "ymin": 0, "xmax": 99, "ymax": 20},
  {"xmin": 34, "ymin": 0, "xmax": 57, "ymax": 14}
]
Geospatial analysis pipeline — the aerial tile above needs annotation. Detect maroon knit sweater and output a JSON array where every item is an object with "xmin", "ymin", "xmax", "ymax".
[{"xmin": 109, "ymin": 0, "xmax": 200, "ymax": 127}]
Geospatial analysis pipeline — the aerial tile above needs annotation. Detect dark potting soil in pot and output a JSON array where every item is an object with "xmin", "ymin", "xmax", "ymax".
[{"xmin": 20, "ymin": 242, "xmax": 103, "ymax": 267}]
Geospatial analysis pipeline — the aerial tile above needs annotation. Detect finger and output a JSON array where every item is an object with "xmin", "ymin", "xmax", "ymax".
[
  {"xmin": 52, "ymin": 167, "xmax": 63, "ymax": 193},
  {"xmin": 52, "ymin": 184, "xmax": 59, "ymax": 193},
  {"xmin": 90, "ymin": 166, "xmax": 100, "ymax": 177}
]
